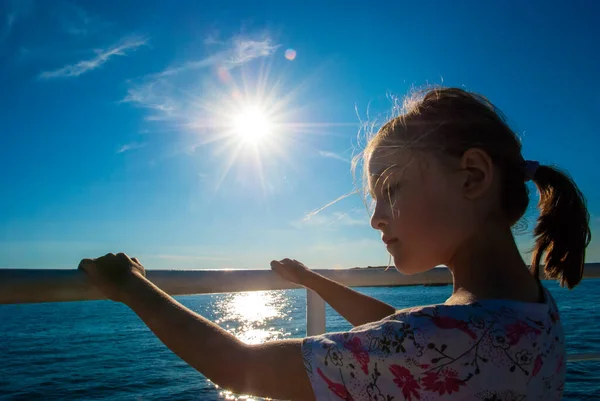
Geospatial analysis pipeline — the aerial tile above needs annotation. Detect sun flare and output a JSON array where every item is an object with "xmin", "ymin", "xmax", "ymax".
[
  {"xmin": 230, "ymin": 106, "xmax": 273, "ymax": 144},
  {"xmin": 192, "ymin": 67, "xmax": 354, "ymax": 194}
]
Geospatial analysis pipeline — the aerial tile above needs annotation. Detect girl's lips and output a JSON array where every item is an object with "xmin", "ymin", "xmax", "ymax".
[{"xmin": 382, "ymin": 237, "xmax": 398, "ymax": 245}]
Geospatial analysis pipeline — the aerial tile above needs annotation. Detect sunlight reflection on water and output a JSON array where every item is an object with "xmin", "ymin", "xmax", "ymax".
[
  {"xmin": 215, "ymin": 290, "xmax": 292, "ymax": 345},
  {"xmin": 210, "ymin": 290, "xmax": 294, "ymax": 399}
]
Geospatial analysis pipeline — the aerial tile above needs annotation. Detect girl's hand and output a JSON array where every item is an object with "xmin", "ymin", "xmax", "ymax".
[
  {"xmin": 270, "ymin": 258, "xmax": 313, "ymax": 286},
  {"xmin": 78, "ymin": 252, "xmax": 146, "ymax": 303}
]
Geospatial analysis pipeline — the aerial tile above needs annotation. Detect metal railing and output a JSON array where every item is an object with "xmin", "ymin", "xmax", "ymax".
[{"xmin": 1, "ymin": 264, "xmax": 599, "ymax": 362}]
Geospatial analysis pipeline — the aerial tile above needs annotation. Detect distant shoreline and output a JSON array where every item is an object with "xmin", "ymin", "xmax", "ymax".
[
  {"xmin": 350, "ymin": 266, "xmax": 448, "ymax": 269},
  {"xmin": 349, "ymin": 265, "xmax": 451, "ymax": 287}
]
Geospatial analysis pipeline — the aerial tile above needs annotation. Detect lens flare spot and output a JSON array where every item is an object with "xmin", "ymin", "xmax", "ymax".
[
  {"xmin": 285, "ymin": 48, "xmax": 297, "ymax": 61},
  {"xmin": 231, "ymin": 90, "xmax": 242, "ymax": 100},
  {"xmin": 217, "ymin": 66, "xmax": 232, "ymax": 83}
]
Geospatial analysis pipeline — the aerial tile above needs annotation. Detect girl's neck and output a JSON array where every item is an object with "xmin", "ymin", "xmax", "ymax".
[{"xmin": 445, "ymin": 223, "xmax": 542, "ymax": 305}]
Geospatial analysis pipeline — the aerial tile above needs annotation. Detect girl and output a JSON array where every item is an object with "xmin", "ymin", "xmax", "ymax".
[{"xmin": 80, "ymin": 87, "xmax": 590, "ymax": 400}]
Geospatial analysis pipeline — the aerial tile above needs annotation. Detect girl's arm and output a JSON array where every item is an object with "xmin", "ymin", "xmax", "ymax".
[
  {"xmin": 271, "ymin": 259, "xmax": 396, "ymax": 326},
  {"xmin": 79, "ymin": 254, "xmax": 314, "ymax": 401}
]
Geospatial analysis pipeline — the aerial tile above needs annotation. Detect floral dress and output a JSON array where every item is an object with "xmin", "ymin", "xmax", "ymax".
[{"xmin": 302, "ymin": 287, "xmax": 565, "ymax": 400}]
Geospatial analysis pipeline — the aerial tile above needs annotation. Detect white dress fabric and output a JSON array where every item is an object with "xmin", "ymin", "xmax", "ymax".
[{"xmin": 302, "ymin": 288, "xmax": 565, "ymax": 400}]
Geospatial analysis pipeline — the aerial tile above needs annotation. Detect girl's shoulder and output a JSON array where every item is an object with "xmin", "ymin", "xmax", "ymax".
[
  {"xmin": 303, "ymin": 288, "xmax": 565, "ymax": 401},
  {"xmin": 382, "ymin": 287, "xmax": 560, "ymax": 327}
]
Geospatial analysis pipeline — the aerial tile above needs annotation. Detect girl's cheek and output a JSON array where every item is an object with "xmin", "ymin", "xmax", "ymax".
[
  {"xmin": 393, "ymin": 199, "xmax": 424, "ymax": 234},
  {"xmin": 405, "ymin": 197, "xmax": 447, "ymax": 235}
]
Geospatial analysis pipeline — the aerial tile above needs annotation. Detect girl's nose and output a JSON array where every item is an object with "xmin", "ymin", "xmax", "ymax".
[{"xmin": 370, "ymin": 202, "xmax": 389, "ymax": 230}]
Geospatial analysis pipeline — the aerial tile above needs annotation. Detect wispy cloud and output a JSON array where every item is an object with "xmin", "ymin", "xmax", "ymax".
[
  {"xmin": 1, "ymin": 0, "xmax": 34, "ymax": 43},
  {"xmin": 121, "ymin": 80, "xmax": 179, "ymax": 121},
  {"xmin": 230, "ymin": 38, "xmax": 279, "ymax": 64},
  {"xmin": 292, "ymin": 211, "xmax": 368, "ymax": 229},
  {"xmin": 39, "ymin": 35, "xmax": 148, "ymax": 79},
  {"xmin": 203, "ymin": 32, "xmax": 223, "ymax": 46},
  {"xmin": 152, "ymin": 37, "xmax": 279, "ymax": 78},
  {"xmin": 122, "ymin": 35, "xmax": 279, "ymax": 125},
  {"xmin": 318, "ymin": 150, "xmax": 350, "ymax": 163},
  {"xmin": 117, "ymin": 142, "xmax": 146, "ymax": 154}
]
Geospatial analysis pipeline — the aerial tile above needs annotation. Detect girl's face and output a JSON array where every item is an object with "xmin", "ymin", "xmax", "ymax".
[{"xmin": 368, "ymin": 146, "xmax": 474, "ymax": 274}]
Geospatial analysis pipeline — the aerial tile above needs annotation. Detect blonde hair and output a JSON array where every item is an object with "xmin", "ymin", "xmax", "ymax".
[{"xmin": 354, "ymin": 87, "xmax": 590, "ymax": 289}]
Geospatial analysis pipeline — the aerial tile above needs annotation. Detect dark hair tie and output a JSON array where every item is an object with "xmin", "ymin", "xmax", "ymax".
[{"xmin": 524, "ymin": 160, "xmax": 540, "ymax": 182}]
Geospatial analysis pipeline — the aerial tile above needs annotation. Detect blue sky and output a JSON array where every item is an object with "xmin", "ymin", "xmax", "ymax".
[{"xmin": 1, "ymin": 0, "xmax": 598, "ymax": 270}]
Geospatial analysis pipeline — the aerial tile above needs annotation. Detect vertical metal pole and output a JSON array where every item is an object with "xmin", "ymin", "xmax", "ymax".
[{"xmin": 306, "ymin": 289, "xmax": 326, "ymax": 336}]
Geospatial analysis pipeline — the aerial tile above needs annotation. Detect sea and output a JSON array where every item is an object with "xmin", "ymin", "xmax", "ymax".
[{"xmin": 1, "ymin": 279, "xmax": 599, "ymax": 400}]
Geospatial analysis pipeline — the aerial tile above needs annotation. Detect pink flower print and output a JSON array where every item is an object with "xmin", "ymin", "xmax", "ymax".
[
  {"xmin": 430, "ymin": 316, "xmax": 477, "ymax": 340},
  {"xmin": 422, "ymin": 368, "xmax": 466, "ymax": 396},
  {"xmin": 505, "ymin": 321, "xmax": 541, "ymax": 346},
  {"xmin": 389, "ymin": 364, "xmax": 421, "ymax": 401},
  {"xmin": 531, "ymin": 355, "xmax": 543, "ymax": 378},
  {"xmin": 344, "ymin": 336, "xmax": 370, "ymax": 374},
  {"xmin": 317, "ymin": 368, "xmax": 354, "ymax": 401}
]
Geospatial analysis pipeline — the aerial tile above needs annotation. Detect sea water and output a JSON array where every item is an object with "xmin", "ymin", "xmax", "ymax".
[{"xmin": 1, "ymin": 280, "xmax": 599, "ymax": 400}]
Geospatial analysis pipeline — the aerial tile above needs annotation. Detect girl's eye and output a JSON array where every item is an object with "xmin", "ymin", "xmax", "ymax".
[{"xmin": 385, "ymin": 182, "xmax": 402, "ymax": 198}]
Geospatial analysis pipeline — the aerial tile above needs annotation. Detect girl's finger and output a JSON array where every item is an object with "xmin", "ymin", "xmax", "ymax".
[{"xmin": 78, "ymin": 259, "xmax": 95, "ymax": 272}]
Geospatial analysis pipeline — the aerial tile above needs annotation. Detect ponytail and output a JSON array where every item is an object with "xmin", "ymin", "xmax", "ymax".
[
  {"xmin": 530, "ymin": 165, "xmax": 591, "ymax": 289},
  {"xmin": 361, "ymin": 87, "xmax": 591, "ymax": 289}
]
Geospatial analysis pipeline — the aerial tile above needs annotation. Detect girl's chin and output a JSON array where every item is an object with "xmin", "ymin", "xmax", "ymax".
[
  {"xmin": 394, "ymin": 265, "xmax": 418, "ymax": 275},
  {"xmin": 392, "ymin": 258, "xmax": 432, "ymax": 275}
]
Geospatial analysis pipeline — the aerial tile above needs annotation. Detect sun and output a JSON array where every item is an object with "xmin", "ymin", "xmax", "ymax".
[
  {"xmin": 189, "ymin": 68, "xmax": 354, "ymax": 194},
  {"xmin": 231, "ymin": 105, "xmax": 273, "ymax": 144}
]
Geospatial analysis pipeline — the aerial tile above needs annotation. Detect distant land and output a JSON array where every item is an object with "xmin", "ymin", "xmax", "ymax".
[
  {"xmin": 351, "ymin": 265, "xmax": 448, "ymax": 270},
  {"xmin": 349, "ymin": 265, "xmax": 451, "ymax": 286}
]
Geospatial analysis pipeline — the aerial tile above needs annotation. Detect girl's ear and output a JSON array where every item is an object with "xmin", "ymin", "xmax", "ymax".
[{"xmin": 459, "ymin": 148, "xmax": 494, "ymax": 199}]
